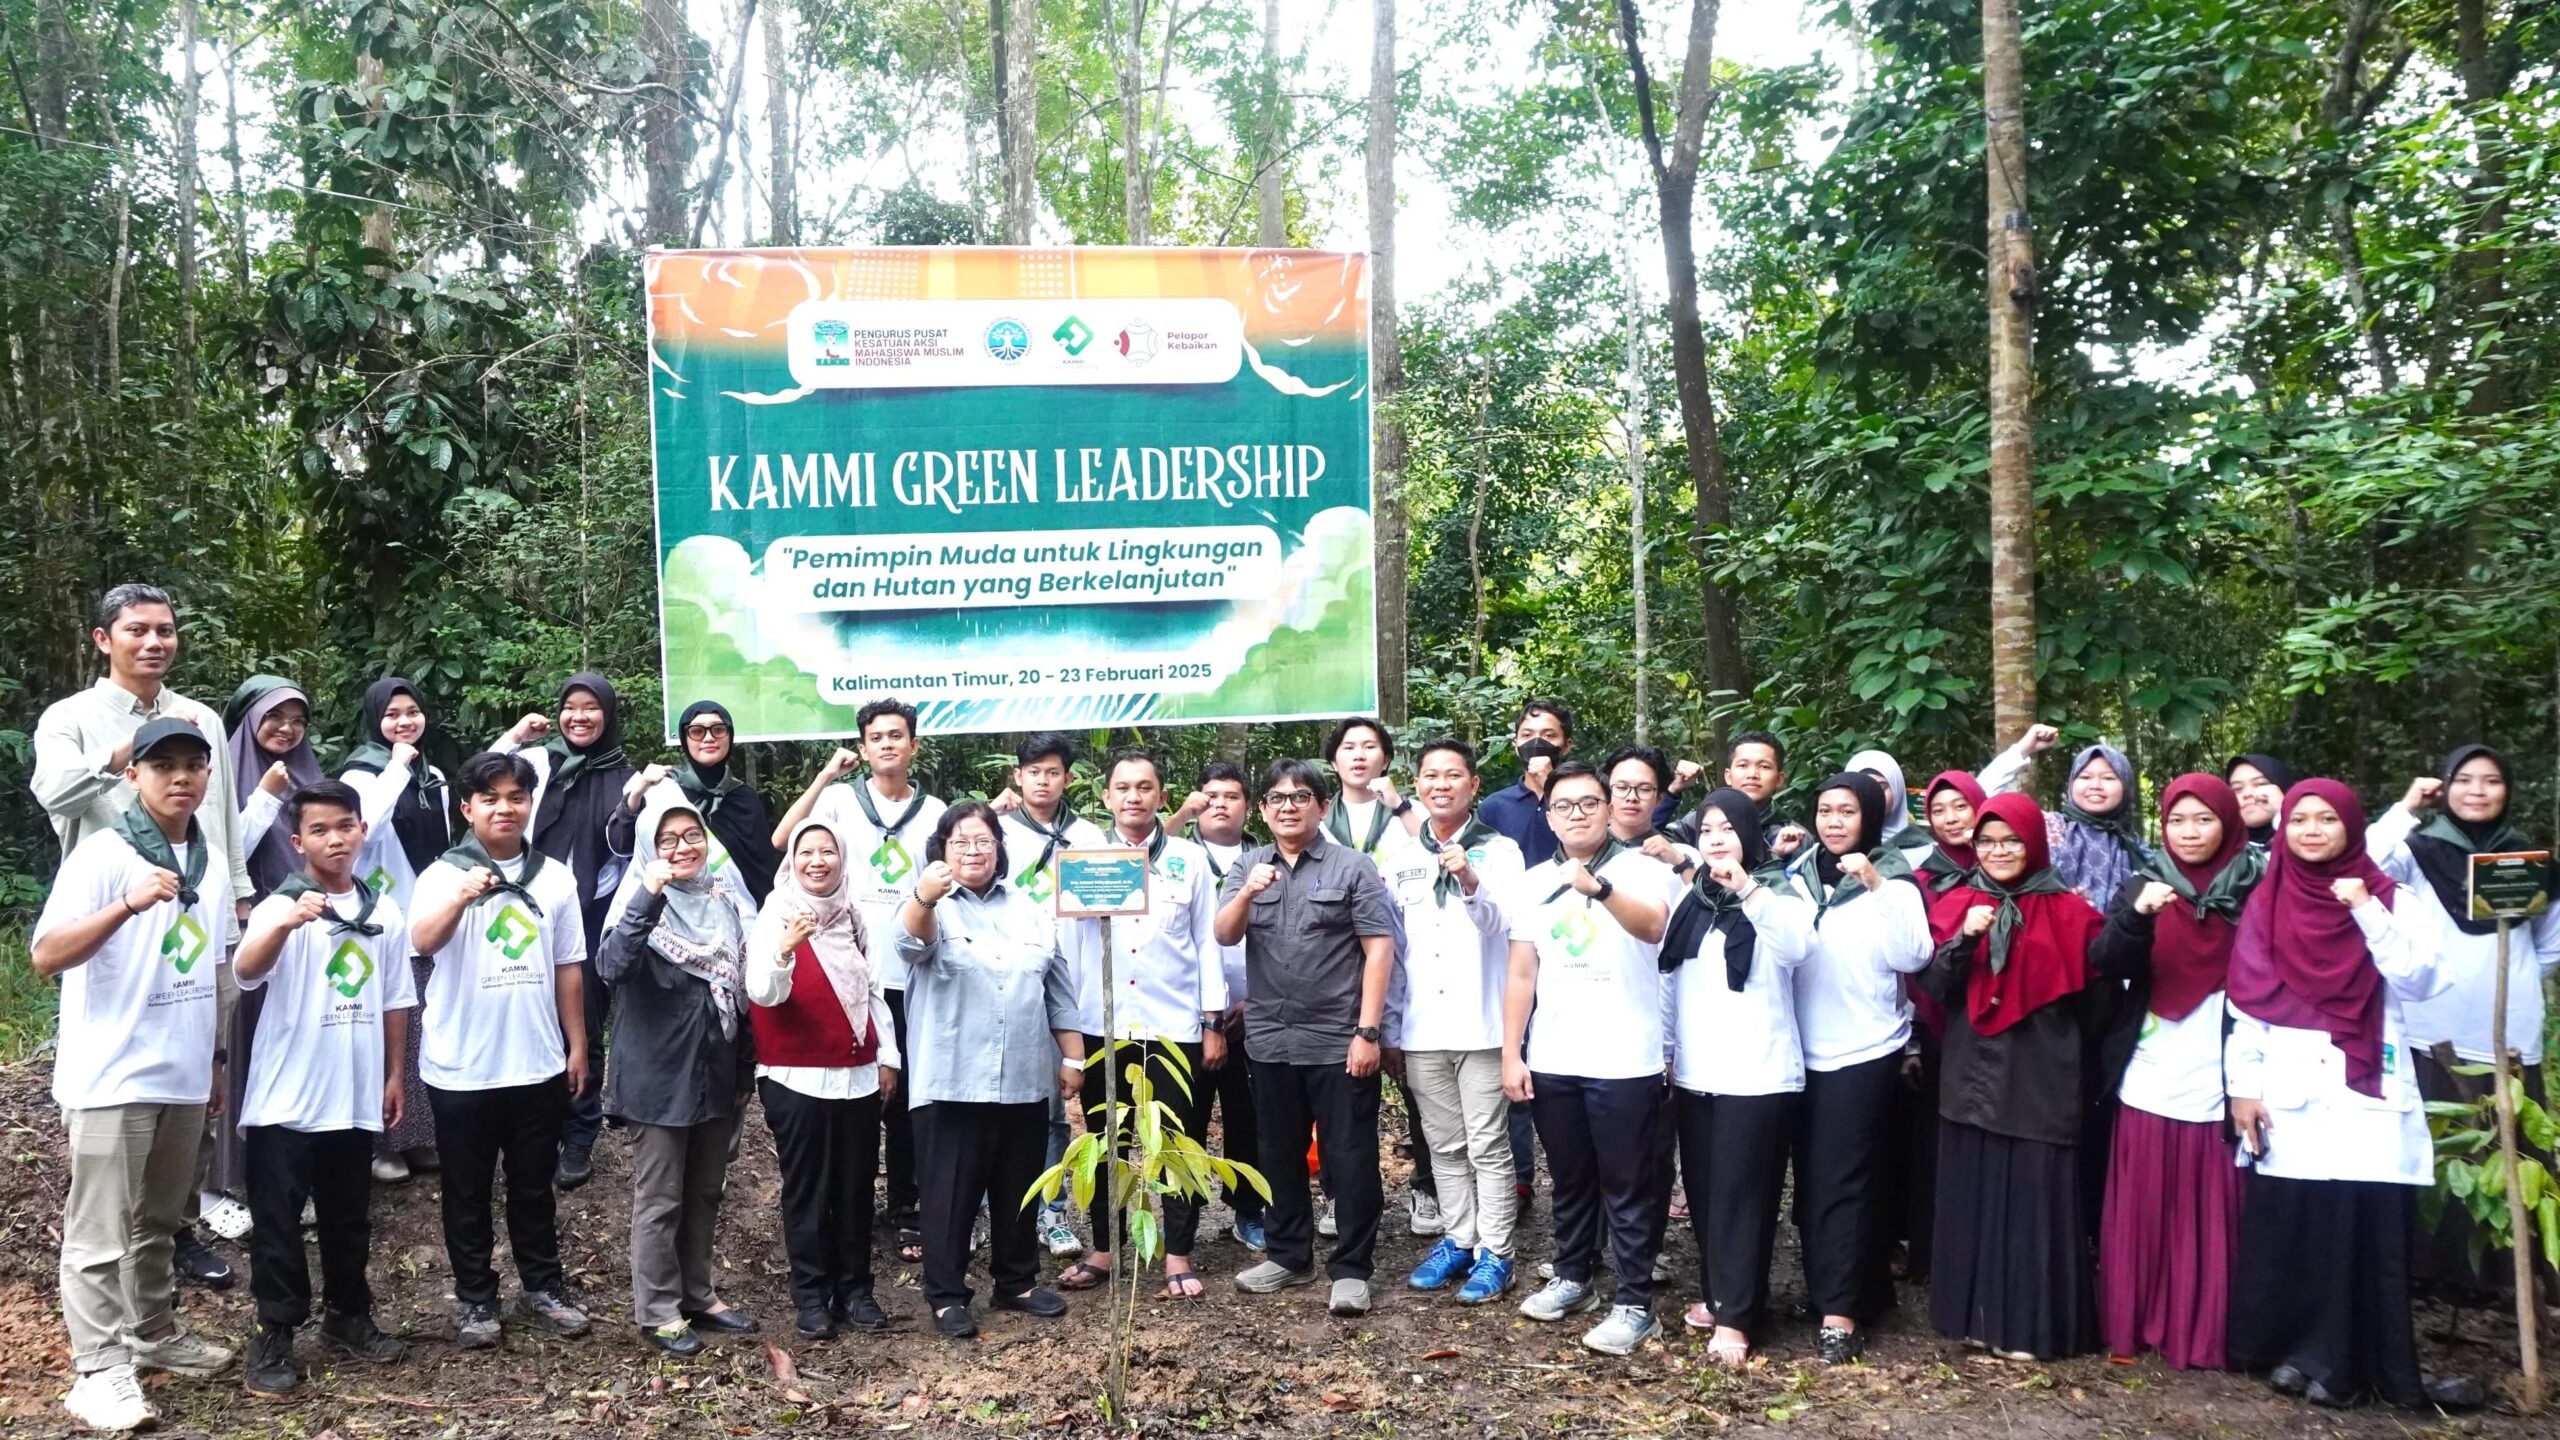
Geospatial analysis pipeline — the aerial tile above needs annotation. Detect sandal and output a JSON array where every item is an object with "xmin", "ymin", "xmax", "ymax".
[
  {"xmin": 1707, "ymin": 1330, "xmax": 1750, "ymax": 1370},
  {"xmin": 1682, "ymin": 1302, "xmax": 1717, "ymax": 1331},
  {"xmin": 1055, "ymin": 1260, "xmax": 1112, "ymax": 1291},
  {"xmin": 1160, "ymin": 1271, "xmax": 1205, "ymax": 1301},
  {"xmin": 897, "ymin": 1227, "xmax": 924, "ymax": 1263}
]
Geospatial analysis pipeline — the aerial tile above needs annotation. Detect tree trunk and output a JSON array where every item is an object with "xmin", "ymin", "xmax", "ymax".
[
  {"xmin": 104, "ymin": 189, "xmax": 128, "ymax": 394},
  {"xmin": 1116, "ymin": 0, "xmax": 1152, "ymax": 243},
  {"xmin": 1613, "ymin": 0, "xmax": 1743, "ymax": 745},
  {"xmin": 1367, "ymin": 0, "xmax": 1407, "ymax": 726},
  {"xmin": 174, "ymin": 0, "xmax": 199, "ymax": 415},
  {"xmin": 1622, "ymin": 229, "xmax": 1651, "ymax": 744},
  {"xmin": 223, "ymin": 39, "xmax": 249, "ymax": 296},
  {"xmin": 355, "ymin": 51, "xmax": 396, "ymax": 261},
  {"xmin": 692, "ymin": 0, "xmax": 761, "ymax": 246},
  {"xmin": 1257, "ymin": 0, "xmax": 1285, "ymax": 243},
  {"xmin": 643, "ymin": 0, "xmax": 691, "ymax": 246},
  {"xmin": 765, "ymin": 0, "xmax": 797, "ymax": 244},
  {"xmin": 1983, "ymin": 0, "xmax": 2039, "ymax": 741},
  {"xmin": 996, "ymin": 0, "xmax": 1038, "ymax": 243}
]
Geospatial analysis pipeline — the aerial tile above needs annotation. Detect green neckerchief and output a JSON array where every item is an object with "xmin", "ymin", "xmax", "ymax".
[
  {"xmin": 1185, "ymin": 824, "xmax": 1238, "ymax": 881},
  {"xmin": 343, "ymin": 738, "xmax": 395, "ymax": 772},
  {"xmin": 1918, "ymin": 846, "xmax": 1972, "ymax": 894},
  {"xmin": 2060, "ymin": 795, "xmax": 2148, "ymax": 866},
  {"xmin": 439, "ymin": 833, "xmax": 547, "ymax": 901},
  {"xmin": 544, "ymin": 729, "xmax": 627, "ymax": 797},
  {"xmin": 271, "ymin": 872, "xmax": 385, "ymax": 936},
  {"xmin": 674, "ymin": 759, "xmax": 745, "ymax": 817},
  {"xmin": 1415, "ymin": 813, "xmax": 1499, "ymax": 907},
  {"xmin": 1891, "ymin": 826, "xmax": 1936, "ymax": 852},
  {"xmin": 1787, "ymin": 843, "xmax": 1915, "ymax": 918},
  {"xmin": 2136, "ymin": 845, "xmax": 2266, "ymax": 924},
  {"xmin": 1962, "ymin": 864, "xmax": 2075, "ymax": 975},
  {"xmin": 1325, "ymin": 791, "xmax": 1396, "ymax": 855},
  {"xmin": 1014, "ymin": 803, "xmax": 1077, "ymax": 883},
  {"xmin": 1544, "ymin": 836, "xmax": 1630, "ymax": 905},
  {"xmin": 848, "ymin": 774, "xmax": 930, "ymax": 882},
  {"xmin": 2416, "ymin": 808, "xmax": 2523, "ymax": 857},
  {"xmin": 113, "ymin": 798, "xmax": 207, "ymax": 907}
]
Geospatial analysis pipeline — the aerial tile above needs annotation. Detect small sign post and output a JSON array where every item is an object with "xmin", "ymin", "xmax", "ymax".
[{"xmin": 2468, "ymin": 849, "xmax": 2552, "ymax": 1414}]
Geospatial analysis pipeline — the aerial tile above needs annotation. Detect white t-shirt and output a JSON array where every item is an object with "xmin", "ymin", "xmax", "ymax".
[
  {"xmin": 37, "ymin": 828, "xmax": 233, "ymax": 1110},
  {"xmin": 997, "ymin": 806, "xmax": 1107, "ymax": 1003},
  {"xmin": 1668, "ymin": 886, "xmax": 1818, "ymax": 1096},
  {"xmin": 1385, "ymin": 826, "xmax": 1524, "ymax": 1053},
  {"xmin": 807, "ymin": 779, "xmax": 948, "ymax": 989},
  {"xmin": 237, "ymin": 887, "xmax": 419, "ymax": 1132},
  {"xmin": 408, "ymin": 849, "xmax": 587, "ymax": 1091},
  {"xmin": 2118, "ymin": 993, "xmax": 2228, "ymax": 1124},
  {"xmin": 1510, "ymin": 848, "xmax": 1684, "ymax": 1080}
]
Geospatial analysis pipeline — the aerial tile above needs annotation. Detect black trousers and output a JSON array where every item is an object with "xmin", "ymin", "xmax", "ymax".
[
  {"xmin": 1676, "ymin": 1089, "xmax": 1794, "ymax": 1335},
  {"xmin": 1794, "ymin": 1052, "xmax": 1899, "ymax": 1320},
  {"xmin": 1401, "ymin": 1072, "xmax": 1437, "ymax": 1201},
  {"xmin": 1252, "ymin": 1059, "xmax": 1382, "ymax": 1280},
  {"xmin": 1210, "ymin": 1023, "xmax": 1262, "ymax": 1220},
  {"xmin": 883, "ymin": 989, "xmax": 918, "ymax": 1227},
  {"xmin": 911, "ymin": 1099, "xmax": 1045, "ymax": 1311},
  {"xmin": 1884, "ymin": 1047, "xmax": 1939, "ymax": 1284},
  {"xmin": 760, "ymin": 1080, "xmax": 881, "ymax": 1312},
  {"xmin": 244, "ymin": 1125, "xmax": 374, "ymax": 1329},
  {"xmin": 2230, "ymin": 1173, "xmax": 2423, "ymax": 1406},
  {"xmin": 427, "ymin": 1078, "xmax": 567, "ymax": 1305},
  {"xmin": 562, "ymin": 954, "xmax": 609, "ymax": 1153},
  {"xmin": 1080, "ymin": 1036, "xmax": 1208, "ymax": 1257},
  {"xmin": 1532, "ymin": 1071, "xmax": 1664, "ymax": 1307}
]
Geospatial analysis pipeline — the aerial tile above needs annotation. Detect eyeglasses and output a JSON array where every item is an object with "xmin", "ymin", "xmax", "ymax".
[
  {"xmin": 1974, "ymin": 836, "xmax": 2026, "ymax": 854},
  {"xmin": 1263, "ymin": 791, "xmax": 1317, "ymax": 808},
  {"xmin": 1545, "ymin": 796, "xmax": 1607, "ymax": 818},
  {"xmin": 945, "ymin": 837, "xmax": 997, "ymax": 854},
  {"xmin": 683, "ymin": 724, "xmax": 731, "ymax": 741},
  {"xmin": 1610, "ymin": 782, "xmax": 1659, "ymax": 799},
  {"xmin": 656, "ymin": 829, "xmax": 708, "ymax": 850}
]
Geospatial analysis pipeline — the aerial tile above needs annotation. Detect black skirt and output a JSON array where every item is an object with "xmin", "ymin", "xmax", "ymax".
[
  {"xmin": 2228, "ymin": 1172, "xmax": 2424, "ymax": 1406},
  {"xmin": 1930, "ymin": 1120, "xmax": 2095, "ymax": 1358}
]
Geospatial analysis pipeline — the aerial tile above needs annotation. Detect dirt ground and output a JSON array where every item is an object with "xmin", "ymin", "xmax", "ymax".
[{"xmin": 0, "ymin": 1055, "xmax": 2549, "ymax": 1440}]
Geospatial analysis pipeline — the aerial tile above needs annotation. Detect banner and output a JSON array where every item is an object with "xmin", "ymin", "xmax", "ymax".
[{"xmin": 643, "ymin": 246, "xmax": 1376, "ymax": 740}]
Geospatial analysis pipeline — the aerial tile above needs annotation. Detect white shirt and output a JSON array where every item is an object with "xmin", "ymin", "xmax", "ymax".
[
  {"xmin": 741, "ymin": 905, "xmax": 903, "ymax": 1100},
  {"xmin": 2118, "ymin": 993, "xmax": 2229, "ymax": 1124},
  {"xmin": 2367, "ymin": 803, "xmax": 2560, "ymax": 1064},
  {"xmin": 2225, "ymin": 892, "xmax": 2446, "ymax": 1185},
  {"xmin": 339, "ymin": 758, "xmax": 447, "ymax": 912},
  {"xmin": 1785, "ymin": 864, "xmax": 1934, "ymax": 1071},
  {"xmin": 31, "ymin": 678, "xmax": 251, "ymax": 899},
  {"xmin": 1328, "ymin": 796, "xmax": 1421, "ymax": 866},
  {"xmin": 1384, "ymin": 822, "xmax": 1524, "ymax": 1053},
  {"xmin": 408, "ymin": 850, "xmax": 587, "ymax": 1091},
  {"xmin": 239, "ymin": 788, "xmax": 284, "ymax": 870},
  {"xmin": 807, "ymin": 777, "xmax": 948, "ymax": 989},
  {"xmin": 1668, "ymin": 886, "xmax": 1817, "ymax": 1096},
  {"xmin": 236, "ymin": 887, "xmax": 418, "ymax": 1132},
  {"xmin": 1511, "ymin": 848, "xmax": 1685, "ymax": 1080},
  {"xmin": 1075, "ymin": 830, "xmax": 1226, "ymax": 1041},
  {"xmin": 37, "ymin": 828, "xmax": 233, "ymax": 1109},
  {"xmin": 997, "ymin": 805, "xmax": 1108, "ymax": 1001},
  {"xmin": 1193, "ymin": 834, "xmax": 1248, "ymax": 1001}
]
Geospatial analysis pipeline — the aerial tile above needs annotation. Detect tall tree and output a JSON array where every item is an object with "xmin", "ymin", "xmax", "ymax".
[
  {"xmin": 1983, "ymin": 0, "xmax": 2038, "ymax": 739},
  {"xmin": 174, "ymin": 0, "xmax": 200, "ymax": 411},
  {"xmin": 993, "ymin": 0, "xmax": 1038, "ymax": 242},
  {"xmin": 1368, "ymin": 0, "xmax": 1407, "ymax": 724},
  {"xmin": 766, "ymin": 0, "xmax": 797, "ymax": 243},
  {"xmin": 643, "ymin": 0, "xmax": 691, "ymax": 245},
  {"xmin": 1614, "ymin": 0, "xmax": 1746, "ymax": 741},
  {"xmin": 1257, "ymin": 0, "xmax": 1283, "ymax": 243},
  {"xmin": 693, "ymin": 0, "xmax": 762, "ymax": 245}
]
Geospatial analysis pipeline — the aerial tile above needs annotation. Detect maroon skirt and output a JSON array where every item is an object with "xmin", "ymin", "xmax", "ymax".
[{"xmin": 2097, "ymin": 1104, "xmax": 2238, "ymax": 1369}]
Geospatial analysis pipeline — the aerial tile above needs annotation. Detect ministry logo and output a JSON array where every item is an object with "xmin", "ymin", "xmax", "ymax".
[{"xmin": 985, "ymin": 318, "xmax": 1031, "ymax": 363}]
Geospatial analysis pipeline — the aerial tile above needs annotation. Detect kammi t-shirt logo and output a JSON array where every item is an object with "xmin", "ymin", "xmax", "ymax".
[
  {"xmin": 1549, "ymin": 909, "xmax": 1598, "ymax": 958},
  {"xmin": 326, "ymin": 939, "xmax": 376, "ymax": 999},
  {"xmin": 365, "ymin": 865, "xmax": 394, "ymax": 895},
  {"xmin": 486, "ymin": 903, "xmax": 541, "ymax": 960},
  {"xmin": 871, "ymin": 836, "xmax": 913, "ymax": 886},
  {"xmin": 161, "ymin": 913, "xmax": 210, "ymax": 973},
  {"xmin": 1016, "ymin": 861, "xmax": 1056, "ymax": 905}
]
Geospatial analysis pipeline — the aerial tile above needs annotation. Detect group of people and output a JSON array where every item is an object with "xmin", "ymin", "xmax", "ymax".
[{"xmin": 26, "ymin": 583, "xmax": 2555, "ymax": 1434}]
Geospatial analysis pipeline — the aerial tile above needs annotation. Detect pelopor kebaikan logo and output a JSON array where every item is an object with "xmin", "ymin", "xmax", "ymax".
[
  {"xmin": 984, "ymin": 317, "xmax": 1031, "ymax": 362},
  {"xmin": 1117, "ymin": 321, "xmax": 1160, "ymax": 364}
]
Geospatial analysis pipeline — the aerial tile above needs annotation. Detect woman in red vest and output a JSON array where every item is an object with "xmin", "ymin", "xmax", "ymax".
[{"xmin": 746, "ymin": 821, "xmax": 903, "ymax": 1341}]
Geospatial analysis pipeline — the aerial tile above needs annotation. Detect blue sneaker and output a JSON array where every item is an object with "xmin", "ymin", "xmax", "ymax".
[
  {"xmin": 1456, "ymin": 1250, "xmax": 1515, "ymax": 1304},
  {"xmin": 1406, "ymin": 1237, "xmax": 1471, "ymax": 1291},
  {"xmin": 1231, "ymin": 1214, "xmax": 1268, "ymax": 1251}
]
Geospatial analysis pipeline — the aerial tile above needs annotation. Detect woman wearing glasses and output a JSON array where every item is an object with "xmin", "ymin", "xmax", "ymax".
[
  {"xmin": 597, "ymin": 795, "xmax": 762, "ymax": 1355},
  {"xmin": 609, "ymin": 701, "xmax": 785, "ymax": 907}
]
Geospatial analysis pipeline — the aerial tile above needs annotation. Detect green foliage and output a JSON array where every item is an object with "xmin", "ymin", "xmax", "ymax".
[
  {"xmin": 2423, "ymin": 1064, "xmax": 2560, "ymax": 1274},
  {"xmin": 1027, "ymin": 1040, "xmax": 1270, "ymax": 1259}
]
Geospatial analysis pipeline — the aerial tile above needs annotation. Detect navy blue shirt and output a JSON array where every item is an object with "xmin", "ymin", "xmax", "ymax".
[{"xmin": 1478, "ymin": 781, "xmax": 1558, "ymax": 869}]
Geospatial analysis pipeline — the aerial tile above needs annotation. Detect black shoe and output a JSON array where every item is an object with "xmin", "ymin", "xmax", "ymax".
[
  {"xmin": 645, "ymin": 1322, "xmax": 706, "ymax": 1357},
  {"xmin": 1816, "ymin": 1324, "xmax": 1864, "ymax": 1365},
  {"xmin": 793, "ymin": 1305, "xmax": 838, "ymax": 1340},
  {"xmin": 2267, "ymin": 1364, "xmax": 2309, "ymax": 1397},
  {"xmin": 837, "ymin": 1291, "xmax": 889, "ymax": 1332},
  {"xmin": 2420, "ymin": 1373, "xmax": 2485, "ymax": 1411},
  {"xmin": 2303, "ymin": 1379, "xmax": 2353, "ymax": 1409},
  {"xmin": 174, "ymin": 1229, "xmax": 234, "ymax": 1290},
  {"xmin": 456, "ymin": 1301, "xmax": 502, "ymax": 1349},
  {"xmin": 682, "ymin": 1307, "xmax": 759, "ymax": 1335},
  {"xmin": 993, "ymin": 1286, "xmax": 1067, "ymax": 1318},
  {"xmin": 318, "ymin": 1311, "xmax": 408, "ymax": 1363},
  {"xmin": 556, "ymin": 1143, "xmax": 595, "ymax": 1191},
  {"xmin": 934, "ymin": 1305, "xmax": 978, "ymax": 1340},
  {"xmin": 517, "ymin": 1288, "xmax": 592, "ymax": 1336},
  {"xmin": 244, "ymin": 1324, "xmax": 297, "ymax": 1398}
]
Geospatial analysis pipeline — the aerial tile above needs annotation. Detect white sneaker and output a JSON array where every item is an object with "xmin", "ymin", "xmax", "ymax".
[
  {"xmin": 1037, "ymin": 1206, "xmax": 1085, "ymax": 1258},
  {"xmin": 63, "ymin": 1364, "xmax": 157, "ymax": 1432},
  {"xmin": 370, "ymin": 1153, "xmax": 410, "ymax": 1184},
  {"xmin": 200, "ymin": 1195, "xmax": 253, "ymax": 1241},
  {"xmin": 1582, "ymin": 1303, "xmax": 1660, "ymax": 1356},
  {"xmin": 1317, "ymin": 1200, "xmax": 1337, "ymax": 1238},
  {"xmin": 1407, "ymin": 1191, "xmax": 1444, "ymax": 1237},
  {"xmin": 130, "ymin": 1324, "xmax": 235, "ymax": 1378},
  {"xmin": 1519, "ymin": 1275, "xmax": 1603, "ymax": 1322}
]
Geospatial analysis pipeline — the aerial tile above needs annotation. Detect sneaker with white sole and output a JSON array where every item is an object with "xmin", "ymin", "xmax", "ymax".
[
  {"xmin": 1519, "ymin": 1275, "xmax": 1603, "ymax": 1322},
  {"xmin": 1582, "ymin": 1303, "xmax": 1659, "ymax": 1356},
  {"xmin": 1231, "ymin": 1214, "xmax": 1268, "ymax": 1251},
  {"xmin": 1233, "ymin": 1260, "xmax": 1318, "ymax": 1294},
  {"xmin": 1408, "ymin": 1190, "xmax": 1444, "ymax": 1236},
  {"xmin": 370, "ymin": 1153, "xmax": 410, "ymax": 1184},
  {"xmin": 200, "ymin": 1194, "xmax": 253, "ymax": 1241},
  {"xmin": 1037, "ymin": 1206, "xmax": 1085, "ymax": 1259},
  {"xmin": 1317, "ymin": 1199, "xmax": 1337, "ymax": 1238},
  {"xmin": 130, "ymin": 1323, "xmax": 235, "ymax": 1378},
  {"xmin": 1328, "ymin": 1278, "xmax": 1372, "ymax": 1316},
  {"xmin": 63, "ymin": 1363, "xmax": 157, "ymax": 1433}
]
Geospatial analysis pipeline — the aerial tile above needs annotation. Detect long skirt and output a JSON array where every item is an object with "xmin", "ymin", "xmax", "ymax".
[
  {"xmin": 2228, "ymin": 1172, "xmax": 2423, "ymax": 1406},
  {"xmin": 2097, "ymin": 1106, "xmax": 2238, "ymax": 1368},
  {"xmin": 1930, "ymin": 1120, "xmax": 2095, "ymax": 1359},
  {"xmin": 378, "ymin": 957, "xmax": 438, "ymax": 1154}
]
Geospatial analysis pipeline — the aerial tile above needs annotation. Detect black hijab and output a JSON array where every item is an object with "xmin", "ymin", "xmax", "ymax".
[
  {"xmin": 1811, "ymin": 771, "xmax": 1889, "ymax": 890},
  {"xmin": 341, "ymin": 677, "xmax": 451, "ymax": 875},
  {"xmin": 2407, "ymin": 744, "xmax": 2545, "ymax": 935},
  {"xmin": 532, "ymin": 672, "xmax": 635, "ymax": 939},
  {"xmin": 1661, "ymin": 788, "xmax": 1774, "ymax": 988},
  {"xmin": 669, "ymin": 699, "xmax": 782, "ymax": 906},
  {"xmin": 2226, "ymin": 752, "xmax": 2300, "ymax": 846}
]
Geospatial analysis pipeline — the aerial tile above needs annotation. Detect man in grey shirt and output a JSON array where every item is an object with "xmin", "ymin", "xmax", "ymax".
[{"xmin": 1215, "ymin": 758, "xmax": 1398, "ymax": 1315}]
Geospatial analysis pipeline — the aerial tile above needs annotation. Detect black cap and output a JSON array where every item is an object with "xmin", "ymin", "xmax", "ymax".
[{"xmin": 131, "ymin": 717, "xmax": 213, "ymax": 761}]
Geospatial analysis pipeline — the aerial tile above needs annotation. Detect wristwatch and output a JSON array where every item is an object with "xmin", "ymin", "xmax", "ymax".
[
  {"xmin": 1591, "ymin": 876, "xmax": 1616, "ymax": 903},
  {"xmin": 1391, "ymin": 797, "xmax": 1414, "ymax": 817},
  {"xmin": 1353, "ymin": 1024, "xmax": 1382, "ymax": 1043}
]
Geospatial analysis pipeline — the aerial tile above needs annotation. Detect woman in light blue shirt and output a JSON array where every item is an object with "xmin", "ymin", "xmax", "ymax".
[{"xmin": 894, "ymin": 802, "xmax": 1086, "ymax": 1340}]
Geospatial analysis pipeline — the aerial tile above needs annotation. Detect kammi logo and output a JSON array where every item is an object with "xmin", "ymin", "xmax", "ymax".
[
  {"xmin": 812, "ymin": 318, "xmax": 852, "ymax": 366},
  {"xmin": 1549, "ymin": 909, "xmax": 1597, "ymax": 958},
  {"xmin": 1052, "ymin": 316, "xmax": 1094, "ymax": 356},
  {"xmin": 326, "ymin": 940, "xmax": 376, "ymax": 999},
  {"xmin": 486, "ymin": 903, "xmax": 541, "ymax": 961},
  {"xmin": 1016, "ymin": 862, "xmax": 1056, "ymax": 905},
  {"xmin": 365, "ymin": 865, "xmax": 394, "ymax": 895},
  {"xmin": 161, "ymin": 913, "xmax": 210, "ymax": 974},
  {"xmin": 871, "ymin": 836, "xmax": 913, "ymax": 886}
]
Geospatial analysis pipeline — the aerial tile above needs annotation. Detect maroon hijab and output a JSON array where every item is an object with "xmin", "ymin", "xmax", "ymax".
[
  {"xmin": 2146, "ymin": 774, "xmax": 2251, "ymax": 1020},
  {"xmin": 1925, "ymin": 770, "xmax": 1988, "ymax": 869},
  {"xmin": 2226, "ymin": 779, "xmax": 2398, "ymax": 1097}
]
